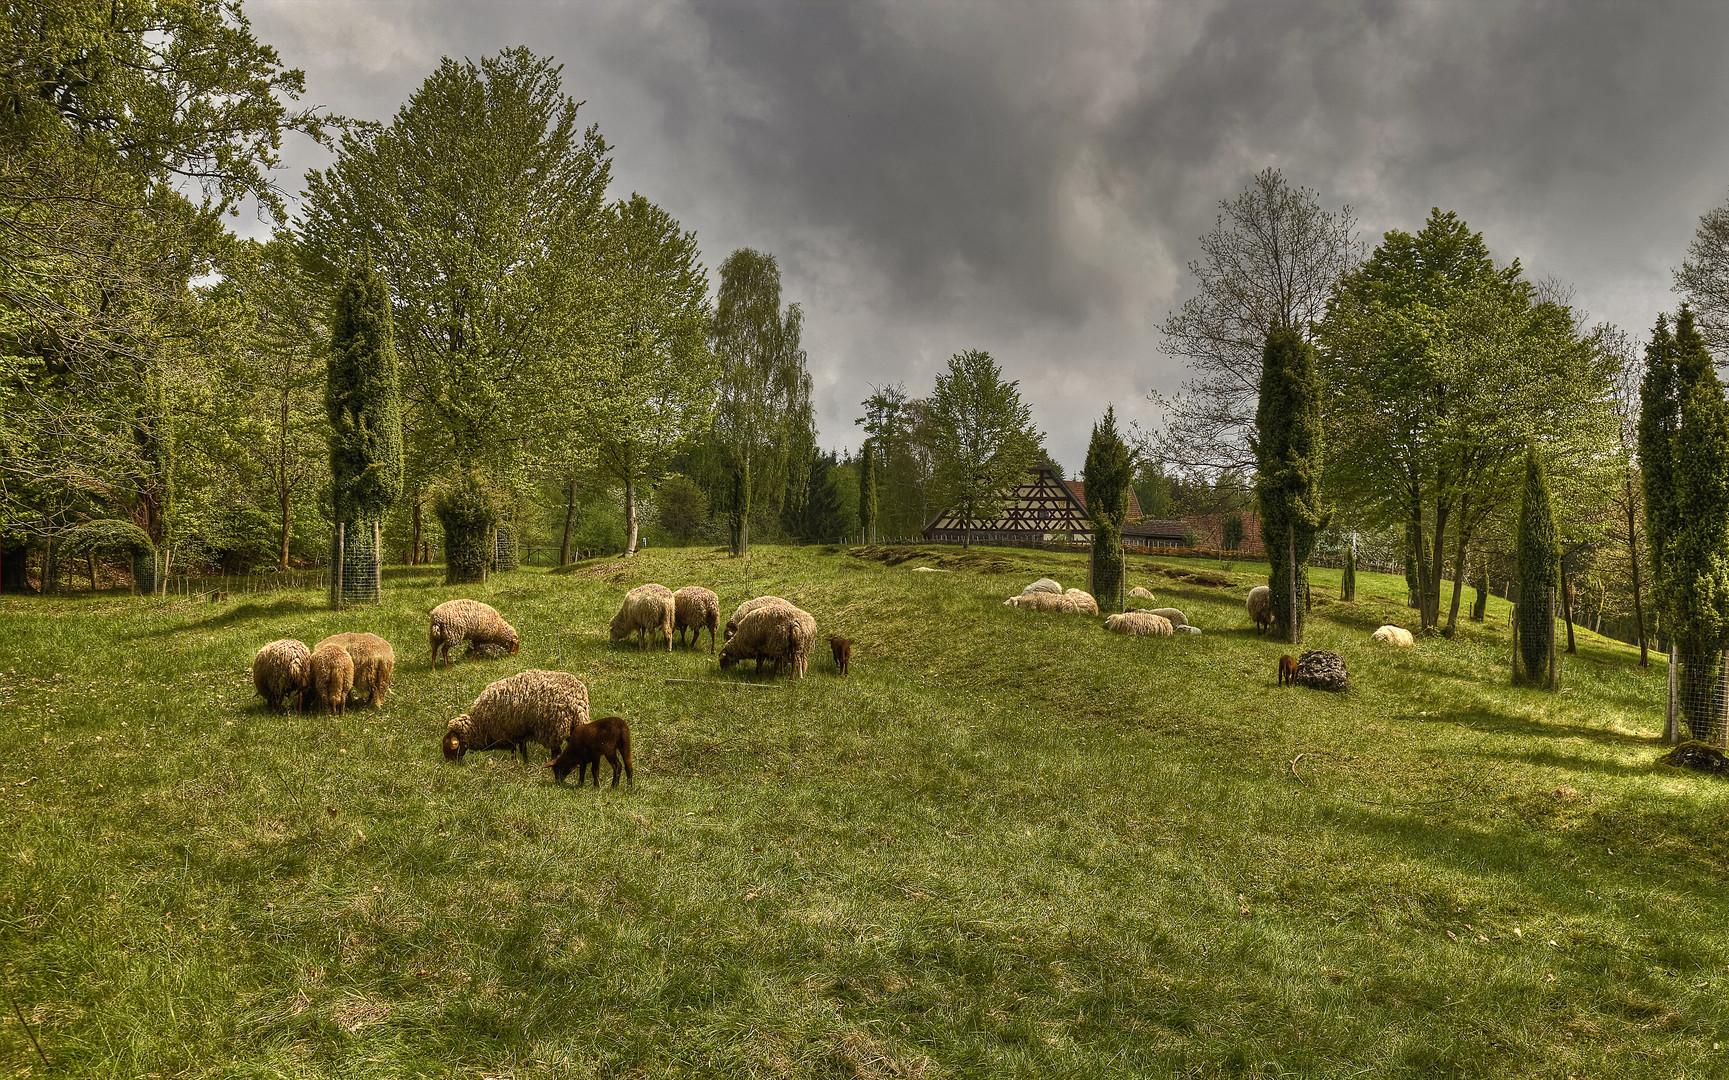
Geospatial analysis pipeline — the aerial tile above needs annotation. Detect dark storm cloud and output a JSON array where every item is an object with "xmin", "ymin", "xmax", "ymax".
[{"xmin": 247, "ymin": 0, "xmax": 1729, "ymax": 466}]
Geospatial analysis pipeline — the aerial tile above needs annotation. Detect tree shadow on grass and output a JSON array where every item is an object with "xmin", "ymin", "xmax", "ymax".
[
  {"xmin": 134, "ymin": 597, "xmax": 318, "ymax": 638},
  {"xmin": 1479, "ymin": 747, "xmax": 1664, "ymax": 781},
  {"xmin": 1421, "ymin": 709, "xmax": 1657, "ymax": 750}
]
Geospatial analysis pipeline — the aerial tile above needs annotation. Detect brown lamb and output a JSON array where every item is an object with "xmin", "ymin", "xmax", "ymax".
[
  {"xmin": 828, "ymin": 634, "xmax": 852, "ymax": 675},
  {"xmin": 545, "ymin": 716, "xmax": 634, "ymax": 787},
  {"xmin": 1278, "ymin": 654, "xmax": 1298, "ymax": 687}
]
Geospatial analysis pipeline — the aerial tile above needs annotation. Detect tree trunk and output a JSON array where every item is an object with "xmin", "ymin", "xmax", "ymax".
[
  {"xmin": 410, "ymin": 495, "xmax": 424, "ymax": 566},
  {"xmin": 560, "ymin": 478, "xmax": 576, "ymax": 565},
  {"xmin": 1287, "ymin": 524, "xmax": 1301, "ymax": 645},
  {"xmin": 1444, "ymin": 518, "xmax": 1469, "ymax": 637},
  {"xmin": 624, "ymin": 475, "xmax": 640, "ymax": 556},
  {"xmin": 1562, "ymin": 568, "xmax": 1577, "ymax": 654},
  {"xmin": 1471, "ymin": 556, "xmax": 1488, "ymax": 622},
  {"xmin": 1624, "ymin": 473, "xmax": 1648, "ymax": 667}
]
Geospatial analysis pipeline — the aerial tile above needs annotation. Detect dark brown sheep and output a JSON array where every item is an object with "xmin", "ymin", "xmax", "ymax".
[
  {"xmin": 828, "ymin": 635, "xmax": 851, "ymax": 675},
  {"xmin": 545, "ymin": 716, "xmax": 634, "ymax": 788},
  {"xmin": 1278, "ymin": 654, "xmax": 1298, "ymax": 687}
]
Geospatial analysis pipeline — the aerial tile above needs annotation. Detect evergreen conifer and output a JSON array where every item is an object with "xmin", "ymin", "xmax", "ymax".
[
  {"xmin": 1254, "ymin": 328, "xmax": 1329, "ymax": 643},
  {"xmin": 859, "ymin": 440, "xmax": 878, "ymax": 544},
  {"xmin": 326, "ymin": 250, "xmax": 403, "ymax": 604},
  {"xmin": 1516, "ymin": 446, "xmax": 1560, "ymax": 687},
  {"xmin": 1083, "ymin": 407, "xmax": 1133, "ymax": 613}
]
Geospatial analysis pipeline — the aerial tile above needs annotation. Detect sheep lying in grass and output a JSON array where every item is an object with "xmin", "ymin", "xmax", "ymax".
[
  {"xmin": 1021, "ymin": 577, "xmax": 1063, "ymax": 595},
  {"xmin": 673, "ymin": 585, "xmax": 720, "ymax": 652},
  {"xmin": 308, "ymin": 641, "xmax": 354, "ymax": 716},
  {"xmin": 430, "ymin": 599, "xmax": 519, "ymax": 669},
  {"xmin": 1104, "ymin": 611, "xmax": 1174, "ymax": 636},
  {"xmin": 314, "ymin": 632, "xmax": 395, "ymax": 709},
  {"xmin": 1246, "ymin": 586, "xmax": 1273, "ymax": 635},
  {"xmin": 252, "ymin": 639, "xmax": 311, "ymax": 713},
  {"xmin": 1372, "ymin": 625, "xmax": 1415, "ymax": 647},
  {"xmin": 443, "ymin": 670, "xmax": 589, "ymax": 764},
  {"xmin": 610, "ymin": 583, "xmax": 675, "ymax": 651},
  {"xmin": 1129, "ymin": 586, "xmax": 1156, "ymax": 601},
  {"xmin": 546, "ymin": 716, "xmax": 633, "ymax": 787},
  {"xmin": 1146, "ymin": 607, "xmax": 1187, "ymax": 628},
  {"xmin": 719, "ymin": 600, "xmax": 817, "ymax": 679},
  {"xmin": 725, "ymin": 595, "xmax": 791, "ymax": 641},
  {"xmin": 1004, "ymin": 592, "xmax": 1080, "ymax": 613},
  {"xmin": 1064, "ymin": 588, "xmax": 1100, "ymax": 616}
]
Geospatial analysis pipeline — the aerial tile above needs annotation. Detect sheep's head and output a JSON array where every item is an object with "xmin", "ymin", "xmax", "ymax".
[
  {"xmin": 544, "ymin": 747, "xmax": 578, "ymax": 784},
  {"xmin": 608, "ymin": 612, "xmax": 632, "ymax": 642},
  {"xmin": 442, "ymin": 718, "xmax": 470, "ymax": 761},
  {"xmin": 717, "ymin": 647, "xmax": 736, "ymax": 670},
  {"xmin": 505, "ymin": 627, "xmax": 520, "ymax": 654}
]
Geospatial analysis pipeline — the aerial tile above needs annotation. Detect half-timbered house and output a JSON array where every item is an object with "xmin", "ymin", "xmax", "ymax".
[{"xmin": 923, "ymin": 462, "xmax": 1173, "ymax": 546}]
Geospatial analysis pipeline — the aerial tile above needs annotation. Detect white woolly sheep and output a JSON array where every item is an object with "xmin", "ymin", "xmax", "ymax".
[
  {"xmin": 1145, "ymin": 607, "xmax": 1187, "ymax": 628},
  {"xmin": 1064, "ymin": 588, "xmax": 1100, "ymax": 616},
  {"xmin": 314, "ymin": 632, "xmax": 395, "ymax": 709},
  {"xmin": 308, "ymin": 641, "xmax": 354, "ymax": 716},
  {"xmin": 719, "ymin": 600, "xmax": 816, "ymax": 679},
  {"xmin": 442, "ymin": 669, "xmax": 590, "ymax": 764},
  {"xmin": 1104, "ymin": 611, "xmax": 1175, "ymax": 636},
  {"xmin": 1021, "ymin": 577, "xmax": 1063, "ymax": 595},
  {"xmin": 725, "ymin": 595, "xmax": 792, "ymax": 641},
  {"xmin": 1129, "ymin": 586, "xmax": 1156, "ymax": 601},
  {"xmin": 1246, "ymin": 586, "xmax": 1273, "ymax": 635},
  {"xmin": 672, "ymin": 585, "xmax": 720, "ymax": 653},
  {"xmin": 252, "ymin": 638, "xmax": 311, "ymax": 713},
  {"xmin": 610, "ymin": 583, "xmax": 676, "ymax": 651},
  {"xmin": 1175, "ymin": 624, "xmax": 1202, "ymax": 635},
  {"xmin": 1004, "ymin": 593, "xmax": 1080, "ymax": 613},
  {"xmin": 429, "ymin": 599, "xmax": 520, "ymax": 669},
  {"xmin": 1372, "ymin": 625, "xmax": 1415, "ymax": 647}
]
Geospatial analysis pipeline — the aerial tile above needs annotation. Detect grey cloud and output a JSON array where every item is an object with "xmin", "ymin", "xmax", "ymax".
[{"xmin": 246, "ymin": 0, "xmax": 1729, "ymax": 467}]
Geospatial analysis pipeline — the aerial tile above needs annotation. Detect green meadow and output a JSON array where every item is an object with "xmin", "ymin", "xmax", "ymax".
[{"xmin": 2, "ymin": 545, "xmax": 1725, "ymax": 1078}]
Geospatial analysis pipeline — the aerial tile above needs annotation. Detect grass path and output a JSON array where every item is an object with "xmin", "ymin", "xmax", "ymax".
[{"xmin": 2, "ymin": 545, "xmax": 1725, "ymax": 1078}]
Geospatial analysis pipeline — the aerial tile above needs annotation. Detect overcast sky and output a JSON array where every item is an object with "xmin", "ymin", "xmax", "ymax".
[{"xmin": 246, "ymin": 0, "xmax": 1729, "ymax": 471}]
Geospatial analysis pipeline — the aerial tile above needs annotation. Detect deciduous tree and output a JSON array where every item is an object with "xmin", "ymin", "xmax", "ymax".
[{"xmin": 927, "ymin": 350, "xmax": 1041, "ymax": 550}]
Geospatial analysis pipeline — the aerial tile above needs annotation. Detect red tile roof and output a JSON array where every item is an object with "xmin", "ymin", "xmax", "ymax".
[{"xmin": 1062, "ymin": 479, "xmax": 1144, "ymax": 520}]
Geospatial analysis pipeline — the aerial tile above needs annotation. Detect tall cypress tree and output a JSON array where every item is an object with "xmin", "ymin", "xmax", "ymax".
[
  {"xmin": 859, "ymin": 439, "xmax": 878, "ymax": 543},
  {"xmin": 1664, "ymin": 307, "xmax": 1729, "ymax": 743},
  {"xmin": 1341, "ymin": 541, "xmax": 1357, "ymax": 602},
  {"xmin": 1639, "ymin": 312, "xmax": 1682, "ymax": 633},
  {"xmin": 326, "ymin": 251, "xmax": 404, "ymax": 604},
  {"xmin": 1516, "ymin": 446, "xmax": 1560, "ymax": 687},
  {"xmin": 1083, "ymin": 407, "xmax": 1134, "ymax": 613},
  {"xmin": 1255, "ymin": 327, "xmax": 1329, "ymax": 643}
]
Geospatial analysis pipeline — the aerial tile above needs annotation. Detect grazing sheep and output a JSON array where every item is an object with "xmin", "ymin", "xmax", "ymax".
[
  {"xmin": 442, "ymin": 670, "xmax": 589, "ymax": 764},
  {"xmin": 314, "ymin": 632, "xmax": 395, "ymax": 709},
  {"xmin": 672, "ymin": 586, "xmax": 720, "ymax": 652},
  {"xmin": 609, "ymin": 583, "xmax": 676, "ymax": 651},
  {"xmin": 1146, "ymin": 607, "xmax": 1187, "ymax": 628},
  {"xmin": 1372, "ymin": 625, "xmax": 1415, "ymax": 647},
  {"xmin": 1104, "ymin": 611, "xmax": 1175, "ymax": 636},
  {"xmin": 1064, "ymin": 588, "xmax": 1100, "ymax": 616},
  {"xmin": 1021, "ymin": 577, "xmax": 1063, "ymax": 595},
  {"xmin": 252, "ymin": 638, "xmax": 311, "ymax": 713},
  {"xmin": 1129, "ymin": 586, "xmax": 1156, "ymax": 601},
  {"xmin": 308, "ymin": 642, "xmax": 354, "ymax": 716},
  {"xmin": 1246, "ymin": 586, "xmax": 1273, "ymax": 635},
  {"xmin": 828, "ymin": 634, "xmax": 852, "ymax": 675},
  {"xmin": 1294, "ymin": 650, "xmax": 1349, "ymax": 692},
  {"xmin": 429, "ymin": 599, "xmax": 519, "ymax": 669},
  {"xmin": 719, "ymin": 601, "xmax": 816, "ymax": 679},
  {"xmin": 1004, "ymin": 592, "xmax": 1080, "ymax": 613},
  {"xmin": 546, "ymin": 716, "xmax": 634, "ymax": 787},
  {"xmin": 1278, "ymin": 654, "xmax": 1298, "ymax": 687},
  {"xmin": 725, "ymin": 595, "xmax": 792, "ymax": 641}
]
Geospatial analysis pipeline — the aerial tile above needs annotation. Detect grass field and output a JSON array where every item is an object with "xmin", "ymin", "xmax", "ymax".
[{"xmin": 2, "ymin": 544, "xmax": 1726, "ymax": 1078}]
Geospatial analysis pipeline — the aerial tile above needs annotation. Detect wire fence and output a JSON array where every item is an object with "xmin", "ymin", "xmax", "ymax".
[{"xmin": 1669, "ymin": 645, "xmax": 1729, "ymax": 747}]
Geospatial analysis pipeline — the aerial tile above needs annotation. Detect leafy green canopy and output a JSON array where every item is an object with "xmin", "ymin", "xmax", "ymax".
[
  {"xmin": 1516, "ymin": 446, "xmax": 1559, "ymax": 683},
  {"xmin": 298, "ymin": 47, "xmax": 612, "ymax": 483},
  {"xmin": 326, "ymin": 253, "xmax": 404, "ymax": 524},
  {"xmin": 1255, "ymin": 327, "xmax": 1330, "ymax": 641},
  {"xmin": 928, "ymin": 350, "xmax": 1041, "ymax": 547},
  {"xmin": 1656, "ymin": 309, "xmax": 1729, "ymax": 658},
  {"xmin": 1319, "ymin": 209, "xmax": 1619, "ymax": 634},
  {"xmin": 707, "ymin": 248, "xmax": 814, "ymax": 555}
]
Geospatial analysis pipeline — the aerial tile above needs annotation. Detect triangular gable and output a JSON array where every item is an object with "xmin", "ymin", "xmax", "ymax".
[{"xmin": 923, "ymin": 462, "xmax": 1095, "ymax": 537}]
